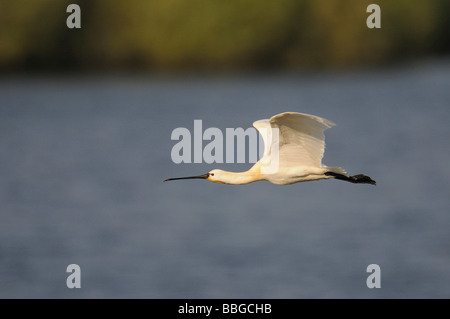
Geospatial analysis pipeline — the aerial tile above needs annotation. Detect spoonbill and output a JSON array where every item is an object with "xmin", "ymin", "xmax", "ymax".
[{"xmin": 164, "ymin": 112, "xmax": 376, "ymax": 185}]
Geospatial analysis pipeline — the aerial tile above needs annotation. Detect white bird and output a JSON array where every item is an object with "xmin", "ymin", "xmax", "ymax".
[{"xmin": 164, "ymin": 112, "xmax": 375, "ymax": 185}]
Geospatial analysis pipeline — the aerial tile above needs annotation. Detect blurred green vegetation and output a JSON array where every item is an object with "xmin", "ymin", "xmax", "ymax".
[{"xmin": 0, "ymin": 0, "xmax": 449, "ymax": 72}]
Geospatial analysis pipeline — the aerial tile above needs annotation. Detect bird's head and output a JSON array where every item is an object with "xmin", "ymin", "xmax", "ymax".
[
  {"xmin": 205, "ymin": 169, "xmax": 227, "ymax": 183},
  {"xmin": 164, "ymin": 169, "xmax": 226, "ymax": 184}
]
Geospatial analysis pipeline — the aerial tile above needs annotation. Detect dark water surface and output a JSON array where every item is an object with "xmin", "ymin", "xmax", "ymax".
[{"xmin": 1, "ymin": 61, "xmax": 450, "ymax": 298}]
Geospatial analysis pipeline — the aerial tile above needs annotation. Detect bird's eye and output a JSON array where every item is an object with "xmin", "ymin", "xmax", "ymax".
[{"xmin": 210, "ymin": 173, "xmax": 214, "ymax": 176}]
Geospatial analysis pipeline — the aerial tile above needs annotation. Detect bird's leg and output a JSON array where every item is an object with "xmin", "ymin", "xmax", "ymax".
[
  {"xmin": 325, "ymin": 172, "xmax": 376, "ymax": 185},
  {"xmin": 349, "ymin": 174, "xmax": 376, "ymax": 185}
]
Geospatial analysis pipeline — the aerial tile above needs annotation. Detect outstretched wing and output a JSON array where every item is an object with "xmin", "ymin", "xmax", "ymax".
[
  {"xmin": 252, "ymin": 119, "xmax": 272, "ymax": 164},
  {"xmin": 269, "ymin": 112, "xmax": 335, "ymax": 168}
]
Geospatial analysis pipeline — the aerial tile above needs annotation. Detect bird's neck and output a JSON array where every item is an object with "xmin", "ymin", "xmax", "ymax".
[{"xmin": 220, "ymin": 166, "xmax": 262, "ymax": 185}]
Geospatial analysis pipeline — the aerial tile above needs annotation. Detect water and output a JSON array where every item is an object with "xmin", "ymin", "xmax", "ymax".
[{"xmin": 1, "ymin": 60, "xmax": 450, "ymax": 298}]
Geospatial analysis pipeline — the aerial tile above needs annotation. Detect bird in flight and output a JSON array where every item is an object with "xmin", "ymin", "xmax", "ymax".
[{"xmin": 164, "ymin": 112, "xmax": 375, "ymax": 185}]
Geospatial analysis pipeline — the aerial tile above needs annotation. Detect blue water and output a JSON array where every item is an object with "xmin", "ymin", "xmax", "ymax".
[{"xmin": 1, "ymin": 60, "xmax": 450, "ymax": 298}]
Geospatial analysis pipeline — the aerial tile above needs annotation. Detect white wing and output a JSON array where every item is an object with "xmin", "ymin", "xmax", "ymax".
[
  {"xmin": 252, "ymin": 119, "xmax": 272, "ymax": 163},
  {"xmin": 254, "ymin": 112, "xmax": 335, "ymax": 169}
]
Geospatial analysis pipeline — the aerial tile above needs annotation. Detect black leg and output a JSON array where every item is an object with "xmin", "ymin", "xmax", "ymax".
[{"xmin": 325, "ymin": 172, "xmax": 376, "ymax": 185}]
